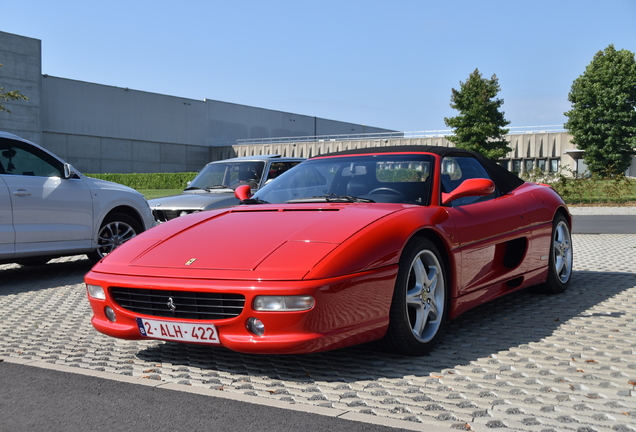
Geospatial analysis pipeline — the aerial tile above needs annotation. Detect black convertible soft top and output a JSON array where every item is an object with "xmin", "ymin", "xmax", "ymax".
[{"xmin": 316, "ymin": 145, "xmax": 525, "ymax": 195}]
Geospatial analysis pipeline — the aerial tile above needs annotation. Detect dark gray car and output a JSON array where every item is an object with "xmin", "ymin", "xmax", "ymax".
[{"xmin": 149, "ymin": 155, "xmax": 304, "ymax": 222}]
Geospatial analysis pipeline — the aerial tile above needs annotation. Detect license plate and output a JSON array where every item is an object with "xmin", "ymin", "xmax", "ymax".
[{"xmin": 136, "ymin": 318, "xmax": 220, "ymax": 344}]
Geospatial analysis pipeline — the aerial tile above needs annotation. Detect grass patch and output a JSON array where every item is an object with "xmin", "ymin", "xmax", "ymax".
[
  {"xmin": 87, "ymin": 172, "xmax": 196, "ymax": 189},
  {"xmin": 139, "ymin": 189, "xmax": 183, "ymax": 200}
]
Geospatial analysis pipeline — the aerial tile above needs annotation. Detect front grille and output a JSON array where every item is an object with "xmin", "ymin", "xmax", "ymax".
[
  {"xmin": 152, "ymin": 209, "xmax": 186, "ymax": 222},
  {"xmin": 111, "ymin": 287, "xmax": 245, "ymax": 320}
]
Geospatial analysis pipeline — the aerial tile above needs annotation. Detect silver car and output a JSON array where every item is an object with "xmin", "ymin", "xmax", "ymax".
[
  {"xmin": 149, "ymin": 155, "xmax": 304, "ymax": 222},
  {"xmin": 0, "ymin": 131, "xmax": 154, "ymax": 265}
]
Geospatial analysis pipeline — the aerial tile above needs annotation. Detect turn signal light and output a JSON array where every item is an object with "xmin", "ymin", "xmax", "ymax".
[{"xmin": 86, "ymin": 284, "xmax": 105, "ymax": 300}]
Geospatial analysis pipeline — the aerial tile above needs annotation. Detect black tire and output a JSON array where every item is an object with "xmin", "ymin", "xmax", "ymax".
[
  {"xmin": 87, "ymin": 213, "xmax": 143, "ymax": 264},
  {"xmin": 381, "ymin": 237, "xmax": 448, "ymax": 356},
  {"xmin": 533, "ymin": 213, "xmax": 573, "ymax": 294}
]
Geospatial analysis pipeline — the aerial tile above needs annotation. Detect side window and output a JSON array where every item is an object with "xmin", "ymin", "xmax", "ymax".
[
  {"xmin": 266, "ymin": 162, "xmax": 299, "ymax": 182},
  {"xmin": 0, "ymin": 140, "xmax": 62, "ymax": 177},
  {"xmin": 441, "ymin": 156, "xmax": 496, "ymax": 206},
  {"xmin": 228, "ymin": 162, "xmax": 265, "ymax": 187}
]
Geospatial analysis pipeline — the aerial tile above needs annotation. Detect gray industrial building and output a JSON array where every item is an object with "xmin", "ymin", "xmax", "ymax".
[
  {"xmin": 1, "ymin": 30, "xmax": 634, "ymax": 177},
  {"xmin": 0, "ymin": 31, "xmax": 394, "ymax": 174}
]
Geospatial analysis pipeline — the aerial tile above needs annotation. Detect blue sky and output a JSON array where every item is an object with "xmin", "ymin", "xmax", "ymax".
[{"xmin": 3, "ymin": 0, "xmax": 636, "ymax": 132}]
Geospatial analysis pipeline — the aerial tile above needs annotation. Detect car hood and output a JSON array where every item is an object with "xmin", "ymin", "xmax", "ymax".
[
  {"xmin": 83, "ymin": 176, "xmax": 140, "ymax": 194},
  {"xmin": 93, "ymin": 204, "xmax": 407, "ymax": 280},
  {"xmin": 149, "ymin": 191, "xmax": 237, "ymax": 211}
]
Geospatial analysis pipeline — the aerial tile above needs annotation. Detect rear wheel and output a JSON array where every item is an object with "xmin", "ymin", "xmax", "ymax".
[
  {"xmin": 534, "ymin": 213, "xmax": 572, "ymax": 294},
  {"xmin": 381, "ymin": 237, "xmax": 448, "ymax": 356},
  {"xmin": 87, "ymin": 213, "xmax": 142, "ymax": 264}
]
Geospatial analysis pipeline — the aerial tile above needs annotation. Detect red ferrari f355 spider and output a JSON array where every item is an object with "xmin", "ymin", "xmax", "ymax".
[{"xmin": 85, "ymin": 146, "xmax": 573, "ymax": 355}]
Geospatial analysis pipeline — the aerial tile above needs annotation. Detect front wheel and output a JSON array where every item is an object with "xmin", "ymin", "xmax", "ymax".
[
  {"xmin": 87, "ymin": 213, "xmax": 142, "ymax": 264},
  {"xmin": 534, "ymin": 213, "xmax": 573, "ymax": 294},
  {"xmin": 381, "ymin": 237, "xmax": 448, "ymax": 356}
]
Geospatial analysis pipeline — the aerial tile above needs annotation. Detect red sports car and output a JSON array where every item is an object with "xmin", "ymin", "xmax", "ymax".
[{"xmin": 85, "ymin": 146, "xmax": 573, "ymax": 356}]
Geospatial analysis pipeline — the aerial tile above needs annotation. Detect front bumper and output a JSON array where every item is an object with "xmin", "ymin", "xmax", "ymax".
[{"xmin": 85, "ymin": 266, "xmax": 397, "ymax": 354}]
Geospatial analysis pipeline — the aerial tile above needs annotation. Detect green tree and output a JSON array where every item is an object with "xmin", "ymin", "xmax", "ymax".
[
  {"xmin": 0, "ymin": 63, "xmax": 28, "ymax": 113},
  {"xmin": 444, "ymin": 68, "xmax": 511, "ymax": 160},
  {"xmin": 564, "ymin": 44, "xmax": 636, "ymax": 176}
]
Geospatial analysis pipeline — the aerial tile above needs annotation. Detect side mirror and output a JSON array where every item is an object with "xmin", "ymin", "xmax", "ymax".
[
  {"xmin": 442, "ymin": 178, "xmax": 495, "ymax": 206},
  {"xmin": 234, "ymin": 184, "xmax": 252, "ymax": 201},
  {"xmin": 63, "ymin": 163, "xmax": 77, "ymax": 179}
]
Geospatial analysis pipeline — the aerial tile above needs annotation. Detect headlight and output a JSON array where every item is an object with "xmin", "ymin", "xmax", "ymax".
[
  {"xmin": 86, "ymin": 284, "xmax": 105, "ymax": 300},
  {"xmin": 253, "ymin": 295, "xmax": 314, "ymax": 311}
]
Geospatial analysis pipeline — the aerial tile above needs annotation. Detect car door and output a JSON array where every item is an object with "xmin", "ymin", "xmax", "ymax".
[
  {"xmin": 0, "ymin": 174, "xmax": 15, "ymax": 258},
  {"xmin": 442, "ymin": 156, "xmax": 530, "ymax": 296},
  {"xmin": 0, "ymin": 138, "xmax": 93, "ymax": 255}
]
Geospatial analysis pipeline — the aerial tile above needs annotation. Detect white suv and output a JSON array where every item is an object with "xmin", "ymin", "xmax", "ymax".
[{"xmin": 0, "ymin": 131, "xmax": 154, "ymax": 265}]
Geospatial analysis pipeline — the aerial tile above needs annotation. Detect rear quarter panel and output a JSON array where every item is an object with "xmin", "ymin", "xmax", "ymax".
[{"xmin": 511, "ymin": 182, "xmax": 571, "ymax": 273}]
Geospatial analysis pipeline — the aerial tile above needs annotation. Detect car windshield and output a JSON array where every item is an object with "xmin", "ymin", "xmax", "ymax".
[
  {"xmin": 187, "ymin": 161, "xmax": 266, "ymax": 190},
  {"xmin": 252, "ymin": 154, "xmax": 434, "ymax": 205}
]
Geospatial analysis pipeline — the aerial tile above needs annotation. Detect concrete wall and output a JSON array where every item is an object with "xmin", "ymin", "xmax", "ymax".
[
  {"xmin": 0, "ymin": 31, "xmax": 41, "ymax": 143},
  {"xmin": 40, "ymin": 76, "xmax": 209, "ymax": 173},
  {"xmin": 36, "ymin": 76, "xmax": 394, "ymax": 173},
  {"xmin": 41, "ymin": 131, "xmax": 211, "ymax": 174},
  {"xmin": 204, "ymin": 101, "xmax": 389, "ymax": 146},
  {"xmin": 206, "ymin": 101, "xmax": 316, "ymax": 145},
  {"xmin": 42, "ymin": 77, "xmax": 206, "ymax": 145}
]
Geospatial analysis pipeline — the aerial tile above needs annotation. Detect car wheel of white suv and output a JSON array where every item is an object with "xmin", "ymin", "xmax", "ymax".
[{"xmin": 88, "ymin": 213, "xmax": 142, "ymax": 264}]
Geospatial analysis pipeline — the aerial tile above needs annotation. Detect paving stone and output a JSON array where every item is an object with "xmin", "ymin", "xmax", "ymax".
[{"xmin": 1, "ymin": 233, "xmax": 636, "ymax": 431}]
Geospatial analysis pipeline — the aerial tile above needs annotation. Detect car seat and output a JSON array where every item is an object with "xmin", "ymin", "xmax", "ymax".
[
  {"xmin": 237, "ymin": 170, "xmax": 258, "ymax": 189},
  {"xmin": 346, "ymin": 176, "xmax": 372, "ymax": 196}
]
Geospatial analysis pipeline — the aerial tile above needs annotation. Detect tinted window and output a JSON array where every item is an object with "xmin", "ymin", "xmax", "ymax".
[
  {"xmin": 0, "ymin": 139, "xmax": 62, "ymax": 177},
  {"xmin": 265, "ymin": 161, "xmax": 302, "ymax": 183},
  {"xmin": 189, "ymin": 161, "xmax": 266, "ymax": 189}
]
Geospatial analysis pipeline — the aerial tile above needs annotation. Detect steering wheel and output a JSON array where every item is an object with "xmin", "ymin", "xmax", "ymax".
[{"xmin": 368, "ymin": 187, "xmax": 405, "ymax": 197}]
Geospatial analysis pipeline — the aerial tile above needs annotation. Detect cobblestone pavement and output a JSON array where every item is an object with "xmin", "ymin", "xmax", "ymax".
[{"xmin": 1, "ymin": 234, "xmax": 635, "ymax": 432}]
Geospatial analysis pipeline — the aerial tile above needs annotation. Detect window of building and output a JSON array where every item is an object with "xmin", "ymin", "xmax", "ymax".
[
  {"xmin": 537, "ymin": 159, "xmax": 546, "ymax": 172},
  {"xmin": 512, "ymin": 160, "xmax": 521, "ymax": 174},
  {"xmin": 524, "ymin": 160, "xmax": 534, "ymax": 174},
  {"xmin": 550, "ymin": 159, "xmax": 560, "ymax": 173}
]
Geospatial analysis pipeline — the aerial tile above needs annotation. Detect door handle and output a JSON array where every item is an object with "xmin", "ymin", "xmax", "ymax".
[{"xmin": 13, "ymin": 189, "xmax": 31, "ymax": 197}]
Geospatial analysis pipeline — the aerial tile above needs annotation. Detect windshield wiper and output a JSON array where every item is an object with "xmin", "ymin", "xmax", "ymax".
[
  {"xmin": 240, "ymin": 197, "xmax": 270, "ymax": 205},
  {"xmin": 184, "ymin": 185, "xmax": 229, "ymax": 191},
  {"xmin": 286, "ymin": 194, "xmax": 375, "ymax": 204}
]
